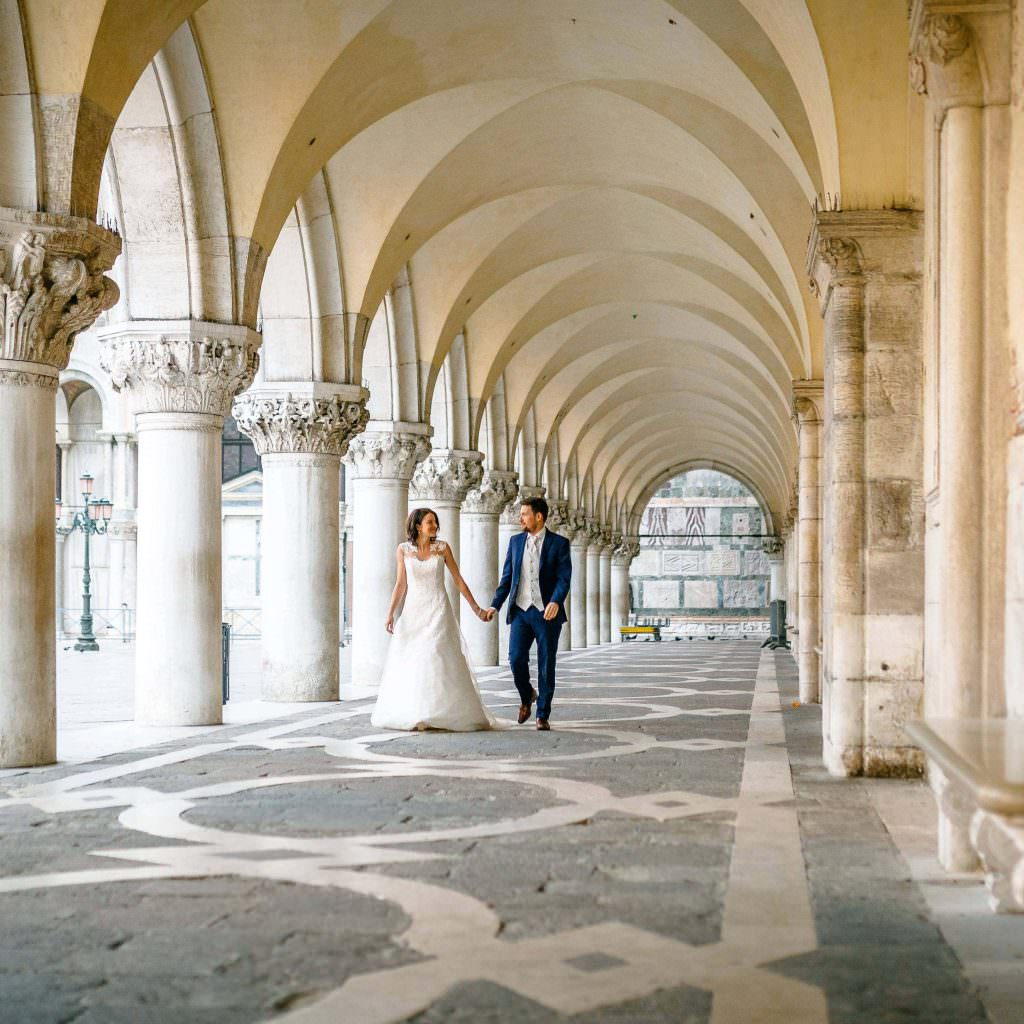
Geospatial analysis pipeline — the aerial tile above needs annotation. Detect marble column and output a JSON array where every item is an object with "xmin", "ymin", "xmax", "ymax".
[
  {"xmin": 568, "ymin": 509, "xmax": 589, "ymax": 650},
  {"xmin": 807, "ymin": 211, "xmax": 925, "ymax": 778},
  {"xmin": 611, "ymin": 536, "xmax": 640, "ymax": 643},
  {"xmin": 545, "ymin": 499, "xmax": 573, "ymax": 652},
  {"xmin": 585, "ymin": 519, "xmax": 602, "ymax": 647},
  {"xmin": 460, "ymin": 470, "xmax": 519, "ymax": 666},
  {"xmin": 599, "ymin": 531, "xmax": 616, "ymax": 644},
  {"xmin": 410, "ymin": 449, "xmax": 484, "ymax": 620},
  {"xmin": 101, "ymin": 322, "xmax": 260, "ymax": 726},
  {"xmin": 233, "ymin": 386, "xmax": 369, "ymax": 701},
  {"xmin": 763, "ymin": 537, "xmax": 786, "ymax": 604},
  {"xmin": 792, "ymin": 383, "xmax": 823, "ymax": 705},
  {"xmin": 911, "ymin": 3, "xmax": 1010, "ymax": 865},
  {"xmin": 0, "ymin": 210, "xmax": 120, "ymax": 767},
  {"xmin": 497, "ymin": 485, "xmax": 544, "ymax": 664},
  {"xmin": 344, "ymin": 423, "xmax": 431, "ymax": 688},
  {"xmin": 106, "ymin": 433, "xmax": 138, "ymax": 627}
]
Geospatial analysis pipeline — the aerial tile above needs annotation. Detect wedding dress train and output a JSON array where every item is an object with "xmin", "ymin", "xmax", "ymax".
[{"xmin": 370, "ymin": 540, "xmax": 497, "ymax": 731}]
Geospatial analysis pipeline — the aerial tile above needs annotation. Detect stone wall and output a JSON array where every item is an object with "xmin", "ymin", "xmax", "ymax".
[{"xmin": 631, "ymin": 470, "xmax": 769, "ymax": 619}]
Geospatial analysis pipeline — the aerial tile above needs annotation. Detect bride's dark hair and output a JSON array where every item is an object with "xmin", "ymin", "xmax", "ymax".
[{"xmin": 407, "ymin": 507, "xmax": 440, "ymax": 544}]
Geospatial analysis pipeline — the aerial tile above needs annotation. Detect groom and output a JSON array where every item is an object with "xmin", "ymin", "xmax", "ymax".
[{"xmin": 485, "ymin": 496, "xmax": 572, "ymax": 730}]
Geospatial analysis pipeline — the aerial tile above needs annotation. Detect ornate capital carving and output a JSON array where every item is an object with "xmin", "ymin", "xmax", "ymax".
[
  {"xmin": 546, "ymin": 498, "xmax": 570, "ymax": 532},
  {"xmin": 344, "ymin": 429, "xmax": 430, "ymax": 481},
  {"xmin": 921, "ymin": 13, "xmax": 972, "ymax": 66},
  {"xmin": 232, "ymin": 390, "xmax": 369, "ymax": 457},
  {"xmin": 612, "ymin": 535, "xmax": 641, "ymax": 565},
  {"xmin": 565, "ymin": 507, "xmax": 589, "ymax": 544},
  {"xmin": 0, "ymin": 209, "xmax": 120, "ymax": 372},
  {"xmin": 908, "ymin": 4, "xmax": 994, "ymax": 107},
  {"xmin": 762, "ymin": 536, "xmax": 785, "ymax": 559},
  {"xmin": 584, "ymin": 518, "xmax": 604, "ymax": 545},
  {"xmin": 501, "ymin": 485, "xmax": 545, "ymax": 526},
  {"xmin": 462, "ymin": 469, "xmax": 519, "ymax": 515},
  {"xmin": 0, "ymin": 362, "xmax": 59, "ymax": 390},
  {"xmin": 100, "ymin": 326, "xmax": 260, "ymax": 417},
  {"xmin": 792, "ymin": 380, "xmax": 824, "ymax": 424},
  {"xmin": 410, "ymin": 449, "xmax": 485, "ymax": 503}
]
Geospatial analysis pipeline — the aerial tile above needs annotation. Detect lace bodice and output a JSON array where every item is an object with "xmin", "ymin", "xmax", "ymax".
[{"xmin": 401, "ymin": 540, "xmax": 448, "ymax": 559}]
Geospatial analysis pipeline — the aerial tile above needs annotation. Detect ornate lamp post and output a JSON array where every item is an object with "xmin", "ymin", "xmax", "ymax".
[{"xmin": 56, "ymin": 473, "xmax": 113, "ymax": 652}]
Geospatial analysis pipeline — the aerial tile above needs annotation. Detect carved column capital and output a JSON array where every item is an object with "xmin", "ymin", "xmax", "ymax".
[
  {"xmin": 232, "ymin": 385, "xmax": 369, "ymax": 457},
  {"xmin": 612, "ymin": 535, "xmax": 641, "ymax": 566},
  {"xmin": 762, "ymin": 536, "xmax": 786, "ymax": 560},
  {"xmin": 792, "ymin": 379, "xmax": 824, "ymax": 424},
  {"xmin": 565, "ymin": 507, "xmax": 589, "ymax": 544},
  {"xmin": 344, "ymin": 424, "xmax": 431, "ymax": 481},
  {"xmin": 410, "ymin": 449, "xmax": 485, "ymax": 503},
  {"xmin": 501, "ymin": 484, "xmax": 545, "ymax": 526},
  {"xmin": 99, "ymin": 321, "xmax": 260, "ymax": 418},
  {"xmin": 0, "ymin": 209, "xmax": 120, "ymax": 386},
  {"xmin": 545, "ymin": 498, "xmax": 570, "ymax": 532},
  {"xmin": 462, "ymin": 469, "xmax": 519, "ymax": 515}
]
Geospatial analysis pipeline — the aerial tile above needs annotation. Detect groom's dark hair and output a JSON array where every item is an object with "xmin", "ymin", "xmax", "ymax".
[{"xmin": 522, "ymin": 496, "xmax": 548, "ymax": 521}]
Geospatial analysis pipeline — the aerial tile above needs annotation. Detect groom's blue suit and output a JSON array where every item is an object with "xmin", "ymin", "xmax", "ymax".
[{"xmin": 491, "ymin": 529, "xmax": 572, "ymax": 721}]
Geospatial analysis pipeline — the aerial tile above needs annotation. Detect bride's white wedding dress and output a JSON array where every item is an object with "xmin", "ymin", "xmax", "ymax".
[{"xmin": 370, "ymin": 540, "xmax": 497, "ymax": 731}]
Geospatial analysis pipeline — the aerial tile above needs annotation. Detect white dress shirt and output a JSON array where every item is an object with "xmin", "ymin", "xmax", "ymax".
[{"xmin": 515, "ymin": 527, "xmax": 546, "ymax": 612}]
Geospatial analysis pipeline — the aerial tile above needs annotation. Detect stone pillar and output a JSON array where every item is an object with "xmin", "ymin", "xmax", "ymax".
[
  {"xmin": 344, "ymin": 423, "xmax": 431, "ymax": 688},
  {"xmin": 101, "ymin": 322, "xmax": 260, "ymax": 725},
  {"xmin": 599, "ymin": 531, "xmax": 616, "ymax": 643},
  {"xmin": 763, "ymin": 537, "xmax": 786, "ymax": 604},
  {"xmin": 497, "ymin": 485, "xmax": 543, "ymax": 664},
  {"xmin": 611, "ymin": 536, "xmax": 640, "ymax": 643},
  {"xmin": 410, "ymin": 449, "xmax": 484, "ymax": 620},
  {"xmin": 808, "ymin": 211, "xmax": 925, "ymax": 778},
  {"xmin": 233, "ymin": 386, "xmax": 368, "ymax": 701},
  {"xmin": 0, "ymin": 210, "xmax": 120, "ymax": 767},
  {"xmin": 568, "ymin": 509, "xmax": 589, "ymax": 650},
  {"xmin": 585, "ymin": 519, "xmax": 602, "ymax": 647},
  {"xmin": 460, "ymin": 469, "xmax": 518, "ymax": 666},
  {"xmin": 911, "ymin": 2, "xmax": 1010, "ymax": 865},
  {"xmin": 792, "ymin": 383, "xmax": 823, "ymax": 705},
  {"xmin": 106, "ymin": 433, "xmax": 138, "ymax": 623},
  {"xmin": 546, "ymin": 499, "xmax": 573, "ymax": 652}
]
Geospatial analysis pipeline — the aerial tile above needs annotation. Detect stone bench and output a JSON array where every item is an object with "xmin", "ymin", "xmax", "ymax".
[{"xmin": 907, "ymin": 718, "xmax": 1024, "ymax": 913}]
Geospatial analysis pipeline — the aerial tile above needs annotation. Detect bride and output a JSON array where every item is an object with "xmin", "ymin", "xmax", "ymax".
[{"xmin": 370, "ymin": 507, "xmax": 497, "ymax": 731}]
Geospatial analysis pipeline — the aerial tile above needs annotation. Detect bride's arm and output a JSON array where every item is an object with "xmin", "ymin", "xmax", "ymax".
[
  {"xmin": 385, "ymin": 546, "xmax": 408, "ymax": 633},
  {"xmin": 441, "ymin": 543, "xmax": 488, "ymax": 620}
]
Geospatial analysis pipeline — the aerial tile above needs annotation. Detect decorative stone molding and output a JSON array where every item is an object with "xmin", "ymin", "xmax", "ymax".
[
  {"xmin": 462, "ymin": 470, "xmax": 519, "ymax": 515},
  {"xmin": 566, "ymin": 508, "xmax": 589, "ymax": 545},
  {"xmin": 612, "ymin": 535, "xmax": 641, "ymax": 566},
  {"xmin": 233, "ymin": 389, "xmax": 369, "ymax": 457},
  {"xmin": 0, "ymin": 361, "xmax": 59, "ymax": 390},
  {"xmin": 921, "ymin": 13, "xmax": 972, "ymax": 66},
  {"xmin": 584, "ymin": 518, "xmax": 604, "ymax": 545},
  {"xmin": 792, "ymin": 380, "xmax": 824, "ymax": 424},
  {"xmin": 546, "ymin": 498, "xmax": 570, "ymax": 532},
  {"xmin": 762, "ymin": 537, "xmax": 785, "ymax": 559},
  {"xmin": 501, "ymin": 485, "xmax": 545, "ymax": 526},
  {"xmin": 100, "ymin": 323, "xmax": 261, "ymax": 418},
  {"xmin": 0, "ymin": 209, "xmax": 120, "ymax": 373},
  {"xmin": 344, "ymin": 429, "xmax": 431, "ymax": 481},
  {"xmin": 410, "ymin": 450, "xmax": 485, "ymax": 503}
]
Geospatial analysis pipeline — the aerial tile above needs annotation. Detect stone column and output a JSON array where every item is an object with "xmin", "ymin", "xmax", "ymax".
[
  {"xmin": 410, "ymin": 449, "xmax": 484, "ymax": 620},
  {"xmin": 611, "ymin": 536, "xmax": 640, "ymax": 643},
  {"xmin": 585, "ymin": 519, "xmax": 602, "ymax": 647},
  {"xmin": 911, "ymin": 2, "xmax": 1010, "ymax": 865},
  {"xmin": 0, "ymin": 210, "xmax": 120, "ymax": 767},
  {"xmin": 344, "ymin": 423, "xmax": 431, "ymax": 688},
  {"xmin": 461, "ymin": 469, "xmax": 519, "ymax": 666},
  {"xmin": 106, "ymin": 433, "xmax": 138, "ymax": 624},
  {"xmin": 763, "ymin": 537, "xmax": 786, "ymax": 604},
  {"xmin": 497, "ymin": 485, "xmax": 544, "ymax": 664},
  {"xmin": 599, "ymin": 531, "xmax": 616, "ymax": 643},
  {"xmin": 808, "ymin": 211, "xmax": 924, "ymax": 778},
  {"xmin": 233, "ymin": 386, "xmax": 368, "ymax": 701},
  {"xmin": 792, "ymin": 383, "xmax": 823, "ymax": 705},
  {"xmin": 568, "ymin": 509, "xmax": 589, "ymax": 650},
  {"xmin": 101, "ymin": 322, "xmax": 260, "ymax": 725},
  {"xmin": 545, "ymin": 499, "xmax": 573, "ymax": 652}
]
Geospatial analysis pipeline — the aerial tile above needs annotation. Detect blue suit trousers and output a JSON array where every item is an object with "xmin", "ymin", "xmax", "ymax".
[{"xmin": 509, "ymin": 606, "xmax": 562, "ymax": 720}]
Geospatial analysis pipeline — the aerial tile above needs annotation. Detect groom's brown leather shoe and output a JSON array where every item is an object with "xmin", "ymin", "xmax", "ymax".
[
  {"xmin": 536, "ymin": 718, "xmax": 550, "ymax": 731},
  {"xmin": 518, "ymin": 687, "xmax": 538, "ymax": 724}
]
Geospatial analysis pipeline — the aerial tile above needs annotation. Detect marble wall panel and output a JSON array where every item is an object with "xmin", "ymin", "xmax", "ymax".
[
  {"xmin": 743, "ymin": 549, "xmax": 770, "ymax": 575},
  {"xmin": 643, "ymin": 580, "xmax": 680, "ymax": 608},
  {"xmin": 632, "ymin": 550, "xmax": 660, "ymax": 575},
  {"xmin": 707, "ymin": 549, "xmax": 740, "ymax": 575},
  {"xmin": 723, "ymin": 580, "xmax": 762, "ymax": 607},
  {"xmin": 684, "ymin": 579, "xmax": 718, "ymax": 608},
  {"xmin": 663, "ymin": 551, "xmax": 703, "ymax": 575}
]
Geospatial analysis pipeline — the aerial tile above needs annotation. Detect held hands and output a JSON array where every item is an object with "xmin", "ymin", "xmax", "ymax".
[{"xmin": 478, "ymin": 607, "xmax": 496, "ymax": 622}]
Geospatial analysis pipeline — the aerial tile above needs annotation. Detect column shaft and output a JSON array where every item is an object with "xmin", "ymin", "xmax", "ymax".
[
  {"xmin": 461, "ymin": 513, "xmax": 500, "ymax": 665},
  {"xmin": 135, "ymin": 413, "xmax": 224, "ymax": 724},
  {"xmin": 599, "ymin": 548, "xmax": 612, "ymax": 643},
  {"xmin": 795, "ymin": 403, "xmax": 822, "ymax": 704},
  {"xmin": 586, "ymin": 545, "xmax": 601, "ymax": 647},
  {"xmin": 570, "ymin": 540, "xmax": 588, "ymax": 649}
]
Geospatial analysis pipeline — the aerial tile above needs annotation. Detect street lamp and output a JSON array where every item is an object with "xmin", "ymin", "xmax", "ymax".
[{"xmin": 56, "ymin": 473, "xmax": 113, "ymax": 652}]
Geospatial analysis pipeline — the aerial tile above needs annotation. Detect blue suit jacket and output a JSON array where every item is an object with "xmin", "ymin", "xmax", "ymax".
[{"xmin": 492, "ymin": 530, "xmax": 572, "ymax": 625}]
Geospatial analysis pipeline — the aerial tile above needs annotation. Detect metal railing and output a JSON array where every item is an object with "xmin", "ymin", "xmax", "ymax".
[
  {"xmin": 221, "ymin": 607, "xmax": 262, "ymax": 638},
  {"xmin": 59, "ymin": 605, "xmax": 135, "ymax": 643}
]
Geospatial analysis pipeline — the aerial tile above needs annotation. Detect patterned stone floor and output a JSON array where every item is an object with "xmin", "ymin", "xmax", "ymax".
[{"xmin": 0, "ymin": 642, "xmax": 1020, "ymax": 1023}]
